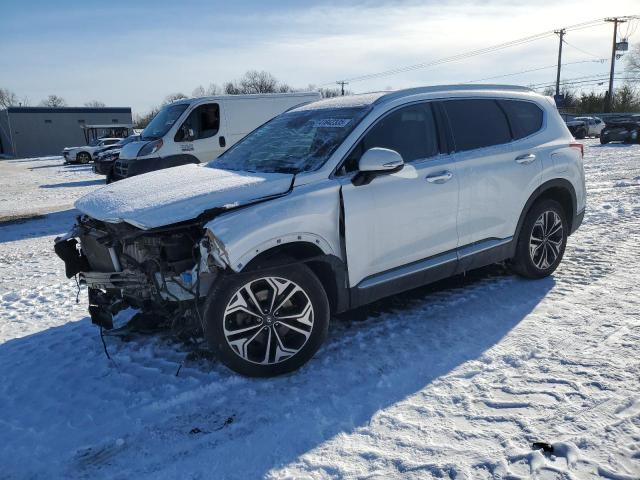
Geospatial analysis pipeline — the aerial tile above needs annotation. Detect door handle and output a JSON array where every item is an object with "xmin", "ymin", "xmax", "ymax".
[
  {"xmin": 219, "ymin": 136, "xmax": 226, "ymax": 148},
  {"xmin": 515, "ymin": 153, "xmax": 536, "ymax": 164},
  {"xmin": 426, "ymin": 171, "xmax": 453, "ymax": 184}
]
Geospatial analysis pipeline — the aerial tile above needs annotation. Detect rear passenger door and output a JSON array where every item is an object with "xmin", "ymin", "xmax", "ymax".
[{"xmin": 441, "ymin": 98, "xmax": 543, "ymax": 247}]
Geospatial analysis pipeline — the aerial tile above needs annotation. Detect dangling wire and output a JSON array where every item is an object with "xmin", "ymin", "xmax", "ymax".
[
  {"xmin": 74, "ymin": 274, "xmax": 81, "ymax": 304},
  {"xmin": 99, "ymin": 326, "xmax": 111, "ymax": 360}
]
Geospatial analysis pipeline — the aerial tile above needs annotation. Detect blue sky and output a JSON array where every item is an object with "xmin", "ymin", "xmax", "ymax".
[{"xmin": 1, "ymin": 1, "xmax": 638, "ymax": 114}]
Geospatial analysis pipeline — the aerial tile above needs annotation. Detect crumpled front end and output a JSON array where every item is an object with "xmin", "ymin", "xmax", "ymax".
[{"xmin": 54, "ymin": 216, "xmax": 222, "ymax": 329}]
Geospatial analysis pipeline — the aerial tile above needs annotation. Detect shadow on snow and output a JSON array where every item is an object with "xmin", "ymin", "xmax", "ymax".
[{"xmin": 0, "ymin": 264, "xmax": 555, "ymax": 478}]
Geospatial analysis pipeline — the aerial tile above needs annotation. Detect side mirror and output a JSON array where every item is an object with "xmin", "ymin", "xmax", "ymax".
[{"xmin": 353, "ymin": 148, "xmax": 404, "ymax": 186}]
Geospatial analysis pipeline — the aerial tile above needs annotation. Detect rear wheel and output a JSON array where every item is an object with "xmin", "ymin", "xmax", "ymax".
[
  {"xmin": 77, "ymin": 152, "xmax": 91, "ymax": 164},
  {"xmin": 574, "ymin": 128, "xmax": 587, "ymax": 140},
  {"xmin": 203, "ymin": 263, "xmax": 330, "ymax": 377},
  {"xmin": 511, "ymin": 199, "xmax": 567, "ymax": 279},
  {"xmin": 600, "ymin": 134, "xmax": 609, "ymax": 144}
]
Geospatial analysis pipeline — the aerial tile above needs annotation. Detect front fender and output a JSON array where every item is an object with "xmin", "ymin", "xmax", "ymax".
[{"xmin": 204, "ymin": 179, "xmax": 342, "ymax": 272}]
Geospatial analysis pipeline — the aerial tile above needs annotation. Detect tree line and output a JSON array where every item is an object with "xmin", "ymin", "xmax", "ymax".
[
  {"xmin": 2, "ymin": 44, "xmax": 639, "ymax": 127},
  {"xmin": 132, "ymin": 70, "xmax": 349, "ymax": 128}
]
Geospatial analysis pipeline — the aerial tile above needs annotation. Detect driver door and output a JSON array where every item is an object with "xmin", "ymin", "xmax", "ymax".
[
  {"xmin": 339, "ymin": 102, "xmax": 460, "ymax": 288},
  {"xmin": 175, "ymin": 102, "xmax": 224, "ymax": 162}
]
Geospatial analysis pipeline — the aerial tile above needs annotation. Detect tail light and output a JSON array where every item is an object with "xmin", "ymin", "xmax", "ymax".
[{"xmin": 570, "ymin": 142, "xmax": 584, "ymax": 158}]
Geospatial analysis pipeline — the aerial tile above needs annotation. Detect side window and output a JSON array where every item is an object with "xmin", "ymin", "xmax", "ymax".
[
  {"xmin": 443, "ymin": 99, "xmax": 511, "ymax": 152},
  {"xmin": 175, "ymin": 103, "xmax": 220, "ymax": 141},
  {"xmin": 342, "ymin": 103, "xmax": 439, "ymax": 173},
  {"xmin": 499, "ymin": 100, "xmax": 544, "ymax": 140}
]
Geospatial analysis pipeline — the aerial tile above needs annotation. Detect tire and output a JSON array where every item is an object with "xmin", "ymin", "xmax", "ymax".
[
  {"xmin": 77, "ymin": 152, "xmax": 91, "ymax": 164},
  {"xmin": 511, "ymin": 199, "xmax": 568, "ymax": 279},
  {"xmin": 600, "ymin": 135, "xmax": 609, "ymax": 144},
  {"xmin": 203, "ymin": 263, "xmax": 330, "ymax": 377},
  {"xmin": 575, "ymin": 128, "xmax": 586, "ymax": 140}
]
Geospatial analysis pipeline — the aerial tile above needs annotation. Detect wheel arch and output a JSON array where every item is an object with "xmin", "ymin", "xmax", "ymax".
[
  {"xmin": 513, "ymin": 179, "xmax": 577, "ymax": 254},
  {"xmin": 242, "ymin": 241, "xmax": 349, "ymax": 314}
]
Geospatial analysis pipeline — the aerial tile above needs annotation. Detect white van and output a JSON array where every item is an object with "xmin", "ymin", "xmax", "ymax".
[{"xmin": 112, "ymin": 92, "xmax": 321, "ymax": 180}]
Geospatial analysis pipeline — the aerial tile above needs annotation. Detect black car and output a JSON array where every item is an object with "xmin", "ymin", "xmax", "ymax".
[
  {"xmin": 92, "ymin": 135, "xmax": 139, "ymax": 181},
  {"xmin": 600, "ymin": 115, "xmax": 640, "ymax": 144}
]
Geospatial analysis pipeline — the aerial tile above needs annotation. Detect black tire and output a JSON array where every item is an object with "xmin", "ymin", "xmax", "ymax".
[
  {"xmin": 77, "ymin": 152, "xmax": 91, "ymax": 164},
  {"xmin": 575, "ymin": 128, "xmax": 586, "ymax": 140},
  {"xmin": 600, "ymin": 135, "xmax": 609, "ymax": 144},
  {"xmin": 203, "ymin": 263, "xmax": 330, "ymax": 377},
  {"xmin": 511, "ymin": 199, "xmax": 568, "ymax": 279}
]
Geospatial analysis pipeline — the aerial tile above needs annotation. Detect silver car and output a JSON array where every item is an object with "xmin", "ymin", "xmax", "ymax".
[{"xmin": 55, "ymin": 85, "xmax": 586, "ymax": 377}]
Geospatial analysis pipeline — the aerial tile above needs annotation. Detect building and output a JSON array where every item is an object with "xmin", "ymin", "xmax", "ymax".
[{"xmin": 0, "ymin": 106, "xmax": 133, "ymax": 158}]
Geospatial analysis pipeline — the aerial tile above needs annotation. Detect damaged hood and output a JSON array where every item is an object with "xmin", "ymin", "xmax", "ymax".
[{"xmin": 75, "ymin": 164, "xmax": 293, "ymax": 229}]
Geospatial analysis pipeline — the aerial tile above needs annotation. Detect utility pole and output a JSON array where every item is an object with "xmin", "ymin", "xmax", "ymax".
[
  {"xmin": 337, "ymin": 81, "xmax": 349, "ymax": 96},
  {"xmin": 604, "ymin": 17, "xmax": 626, "ymax": 113},
  {"xmin": 554, "ymin": 29, "xmax": 565, "ymax": 97}
]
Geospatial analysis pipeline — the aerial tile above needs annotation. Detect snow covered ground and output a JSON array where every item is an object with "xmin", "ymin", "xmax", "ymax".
[
  {"xmin": 0, "ymin": 156, "xmax": 103, "ymax": 219},
  {"xmin": 0, "ymin": 143, "xmax": 638, "ymax": 479}
]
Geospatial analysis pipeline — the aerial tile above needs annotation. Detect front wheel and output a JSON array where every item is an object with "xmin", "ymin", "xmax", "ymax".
[
  {"xmin": 511, "ymin": 199, "xmax": 568, "ymax": 279},
  {"xmin": 203, "ymin": 263, "xmax": 330, "ymax": 377},
  {"xmin": 600, "ymin": 135, "xmax": 609, "ymax": 144},
  {"xmin": 77, "ymin": 152, "xmax": 91, "ymax": 164}
]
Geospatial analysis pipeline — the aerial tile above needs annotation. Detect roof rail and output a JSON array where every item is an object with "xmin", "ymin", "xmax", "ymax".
[{"xmin": 373, "ymin": 84, "xmax": 534, "ymax": 105}]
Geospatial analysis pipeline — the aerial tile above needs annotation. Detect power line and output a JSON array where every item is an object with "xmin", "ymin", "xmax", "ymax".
[
  {"xmin": 325, "ymin": 17, "xmax": 609, "ymax": 86},
  {"xmin": 562, "ymin": 39, "xmax": 603, "ymax": 60},
  {"xmin": 464, "ymin": 59, "xmax": 605, "ymax": 84}
]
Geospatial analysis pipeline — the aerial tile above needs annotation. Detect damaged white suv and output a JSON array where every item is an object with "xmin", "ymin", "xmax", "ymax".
[{"xmin": 55, "ymin": 85, "xmax": 585, "ymax": 377}]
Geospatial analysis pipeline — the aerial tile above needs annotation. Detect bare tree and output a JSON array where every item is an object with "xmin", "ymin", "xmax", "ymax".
[
  {"xmin": 224, "ymin": 70, "xmax": 291, "ymax": 95},
  {"xmin": 0, "ymin": 88, "xmax": 19, "ymax": 108},
  {"xmin": 84, "ymin": 100, "xmax": 106, "ymax": 107},
  {"xmin": 626, "ymin": 43, "xmax": 640, "ymax": 78},
  {"xmin": 40, "ymin": 95, "xmax": 67, "ymax": 107},
  {"xmin": 192, "ymin": 85, "xmax": 206, "ymax": 97},
  {"xmin": 162, "ymin": 92, "xmax": 188, "ymax": 105}
]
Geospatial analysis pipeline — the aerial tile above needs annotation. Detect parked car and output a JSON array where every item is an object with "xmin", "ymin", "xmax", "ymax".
[
  {"xmin": 563, "ymin": 117, "xmax": 588, "ymax": 140},
  {"xmin": 55, "ymin": 85, "xmax": 585, "ymax": 377},
  {"xmin": 111, "ymin": 92, "xmax": 321, "ymax": 181},
  {"xmin": 92, "ymin": 135, "xmax": 140, "ymax": 181},
  {"xmin": 63, "ymin": 138, "xmax": 121, "ymax": 164},
  {"xmin": 573, "ymin": 116, "xmax": 605, "ymax": 137},
  {"xmin": 600, "ymin": 115, "xmax": 640, "ymax": 144}
]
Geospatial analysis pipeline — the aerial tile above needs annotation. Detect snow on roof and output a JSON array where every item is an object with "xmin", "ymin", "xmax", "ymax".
[
  {"xmin": 292, "ymin": 85, "xmax": 537, "ymax": 112},
  {"xmin": 291, "ymin": 92, "xmax": 389, "ymax": 111}
]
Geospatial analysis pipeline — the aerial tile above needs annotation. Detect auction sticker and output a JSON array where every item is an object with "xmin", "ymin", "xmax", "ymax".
[{"xmin": 312, "ymin": 118, "xmax": 351, "ymax": 128}]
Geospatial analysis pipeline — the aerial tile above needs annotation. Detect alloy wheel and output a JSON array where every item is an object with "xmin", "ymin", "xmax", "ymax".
[
  {"xmin": 223, "ymin": 276, "xmax": 314, "ymax": 365},
  {"xmin": 529, "ymin": 210, "xmax": 564, "ymax": 270}
]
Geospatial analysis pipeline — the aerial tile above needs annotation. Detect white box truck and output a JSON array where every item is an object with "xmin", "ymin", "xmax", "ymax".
[{"xmin": 112, "ymin": 92, "xmax": 321, "ymax": 180}]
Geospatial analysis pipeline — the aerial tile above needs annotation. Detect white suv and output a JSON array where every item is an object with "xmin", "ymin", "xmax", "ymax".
[{"xmin": 55, "ymin": 85, "xmax": 586, "ymax": 377}]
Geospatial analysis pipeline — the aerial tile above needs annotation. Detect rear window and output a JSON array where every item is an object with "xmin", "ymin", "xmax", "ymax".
[
  {"xmin": 443, "ymin": 99, "xmax": 511, "ymax": 152},
  {"xmin": 500, "ymin": 100, "xmax": 543, "ymax": 139}
]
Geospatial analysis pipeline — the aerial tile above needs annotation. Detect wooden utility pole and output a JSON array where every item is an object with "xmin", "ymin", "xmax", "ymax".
[
  {"xmin": 337, "ymin": 81, "xmax": 349, "ymax": 96},
  {"xmin": 604, "ymin": 17, "xmax": 626, "ymax": 112},
  {"xmin": 555, "ymin": 29, "xmax": 566, "ymax": 97}
]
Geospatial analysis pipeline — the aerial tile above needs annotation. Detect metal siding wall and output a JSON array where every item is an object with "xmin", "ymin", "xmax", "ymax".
[
  {"xmin": 8, "ymin": 110, "xmax": 133, "ymax": 158},
  {"xmin": 0, "ymin": 111, "xmax": 13, "ymax": 156}
]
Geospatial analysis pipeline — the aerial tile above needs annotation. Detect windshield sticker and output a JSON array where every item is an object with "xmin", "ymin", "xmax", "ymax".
[
  {"xmin": 180, "ymin": 144, "xmax": 194, "ymax": 151},
  {"xmin": 311, "ymin": 118, "xmax": 352, "ymax": 128}
]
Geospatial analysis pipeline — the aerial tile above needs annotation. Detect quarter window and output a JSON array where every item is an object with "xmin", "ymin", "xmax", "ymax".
[
  {"xmin": 175, "ymin": 103, "xmax": 220, "ymax": 141},
  {"xmin": 443, "ymin": 99, "xmax": 511, "ymax": 152},
  {"xmin": 342, "ymin": 103, "xmax": 439, "ymax": 173},
  {"xmin": 499, "ymin": 100, "xmax": 544, "ymax": 139}
]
